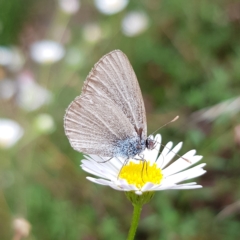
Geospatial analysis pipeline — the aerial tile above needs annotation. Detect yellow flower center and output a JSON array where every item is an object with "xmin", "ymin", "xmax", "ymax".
[{"xmin": 119, "ymin": 160, "xmax": 163, "ymax": 189}]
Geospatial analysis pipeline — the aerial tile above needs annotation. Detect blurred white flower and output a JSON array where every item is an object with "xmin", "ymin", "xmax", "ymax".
[
  {"xmin": 0, "ymin": 119, "xmax": 24, "ymax": 148},
  {"xmin": 0, "ymin": 79, "xmax": 16, "ymax": 100},
  {"xmin": 0, "ymin": 46, "xmax": 12, "ymax": 66},
  {"xmin": 13, "ymin": 218, "xmax": 31, "ymax": 239},
  {"xmin": 58, "ymin": 0, "xmax": 80, "ymax": 14},
  {"xmin": 83, "ymin": 23, "xmax": 102, "ymax": 43},
  {"xmin": 94, "ymin": 0, "xmax": 128, "ymax": 15},
  {"xmin": 122, "ymin": 11, "xmax": 149, "ymax": 37},
  {"xmin": 30, "ymin": 40, "xmax": 65, "ymax": 64},
  {"xmin": 17, "ymin": 71, "xmax": 52, "ymax": 111},
  {"xmin": 34, "ymin": 113, "xmax": 55, "ymax": 134}
]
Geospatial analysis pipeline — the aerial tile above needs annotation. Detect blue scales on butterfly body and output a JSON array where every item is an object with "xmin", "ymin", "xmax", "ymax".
[{"xmin": 114, "ymin": 135, "xmax": 146, "ymax": 159}]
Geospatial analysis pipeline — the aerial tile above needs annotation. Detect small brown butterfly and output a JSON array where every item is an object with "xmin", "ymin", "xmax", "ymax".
[{"xmin": 64, "ymin": 50, "xmax": 155, "ymax": 159}]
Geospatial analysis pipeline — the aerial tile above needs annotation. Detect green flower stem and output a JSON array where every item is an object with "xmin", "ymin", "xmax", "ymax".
[
  {"xmin": 127, "ymin": 203, "xmax": 143, "ymax": 240},
  {"xmin": 125, "ymin": 191, "xmax": 155, "ymax": 240}
]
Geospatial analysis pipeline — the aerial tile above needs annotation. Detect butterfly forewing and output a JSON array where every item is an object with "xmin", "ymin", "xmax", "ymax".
[
  {"xmin": 82, "ymin": 50, "xmax": 147, "ymax": 138},
  {"xmin": 64, "ymin": 50, "xmax": 147, "ymax": 157}
]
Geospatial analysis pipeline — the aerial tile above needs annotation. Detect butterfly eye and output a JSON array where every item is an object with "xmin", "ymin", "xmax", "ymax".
[{"xmin": 146, "ymin": 138, "xmax": 155, "ymax": 150}]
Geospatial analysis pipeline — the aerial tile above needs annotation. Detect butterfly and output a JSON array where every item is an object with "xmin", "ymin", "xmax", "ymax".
[{"xmin": 64, "ymin": 50, "xmax": 155, "ymax": 159}]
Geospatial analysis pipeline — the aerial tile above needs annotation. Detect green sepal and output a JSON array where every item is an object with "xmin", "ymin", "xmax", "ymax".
[{"xmin": 125, "ymin": 191, "xmax": 155, "ymax": 205}]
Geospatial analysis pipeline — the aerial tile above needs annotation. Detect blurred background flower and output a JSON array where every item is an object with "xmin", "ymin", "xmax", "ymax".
[
  {"xmin": 13, "ymin": 218, "xmax": 31, "ymax": 240},
  {"xmin": 1, "ymin": 1, "xmax": 240, "ymax": 239},
  {"xmin": 16, "ymin": 71, "xmax": 52, "ymax": 111},
  {"xmin": 58, "ymin": 0, "xmax": 81, "ymax": 15},
  {"xmin": 122, "ymin": 11, "xmax": 149, "ymax": 37},
  {"xmin": 30, "ymin": 40, "xmax": 65, "ymax": 64},
  {"xmin": 0, "ymin": 79, "xmax": 16, "ymax": 100},
  {"xmin": 0, "ymin": 46, "xmax": 13, "ymax": 66},
  {"xmin": 0, "ymin": 119, "xmax": 24, "ymax": 148},
  {"xmin": 94, "ymin": 0, "xmax": 129, "ymax": 15},
  {"xmin": 34, "ymin": 113, "xmax": 55, "ymax": 134}
]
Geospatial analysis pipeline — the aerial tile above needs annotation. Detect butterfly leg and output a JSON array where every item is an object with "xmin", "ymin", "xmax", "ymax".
[
  {"xmin": 150, "ymin": 139, "xmax": 191, "ymax": 164},
  {"xmin": 133, "ymin": 153, "xmax": 149, "ymax": 181},
  {"xmin": 95, "ymin": 156, "xmax": 113, "ymax": 163},
  {"xmin": 117, "ymin": 157, "xmax": 130, "ymax": 179}
]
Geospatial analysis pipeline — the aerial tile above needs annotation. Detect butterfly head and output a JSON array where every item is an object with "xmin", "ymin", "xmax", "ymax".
[{"xmin": 146, "ymin": 137, "xmax": 155, "ymax": 150}]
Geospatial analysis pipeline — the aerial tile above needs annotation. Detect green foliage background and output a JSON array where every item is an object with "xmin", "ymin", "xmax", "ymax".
[{"xmin": 1, "ymin": 0, "xmax": 240, "ymax": 239}]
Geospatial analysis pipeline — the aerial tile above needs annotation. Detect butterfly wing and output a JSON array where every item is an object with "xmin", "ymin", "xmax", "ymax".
[
  {"xmin": 64, "ymin": 94, "xmax": 138, "ymax": 156},
  {"xmin": 82, "ymin": 50, "xmax": 147, "ymax": 138},
  {"xmin": 64, "ymin": 50, "xmax": 147, "ymax": 157}
]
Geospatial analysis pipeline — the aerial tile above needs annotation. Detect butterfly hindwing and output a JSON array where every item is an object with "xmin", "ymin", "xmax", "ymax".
[{"xmin": 64, "ymin": 94, "xmax": 138, "ymax": 156}]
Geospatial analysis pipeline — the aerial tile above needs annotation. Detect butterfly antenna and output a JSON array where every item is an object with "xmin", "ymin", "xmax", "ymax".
[
  {"xmin": 159, "ymin": 143, "xmax": 191, "ymax": 163},
  {"xmin": 154, "ymin": 141, "xmax": 191, "ymax": 163},
  {"xmin": 150, "ymin": 116, "xmax": 179, "ymax": 136},
  {"xmin": 149, "ymin": 115, "xmax": 191, "ymax": 163}
]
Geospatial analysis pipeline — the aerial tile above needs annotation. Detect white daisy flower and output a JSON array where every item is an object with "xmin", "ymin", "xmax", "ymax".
[
  {"xmin": 0, "ymin": 119, "xmax": 24, "ymax": 148},
  {"xmin": 30, "ymin": 40, "xmax": 65, "ymax": 64},
  {"xmin": 16, "ymin": 71, "xmax": 52, "ymax": 111},
  {"xmin": 122, "ymin": 11, "xmax": 149, "ymax": 37},
  {"xmin": 94, "ymin": 0, "xmax": 129, "ymax": 15},
  {"xmin": 58, "ymin": 0, "xmax": 80, "ymax": 14},
  {"xmin": 81, "ymin": 134, "xmax": 206, "ymax": 195}
]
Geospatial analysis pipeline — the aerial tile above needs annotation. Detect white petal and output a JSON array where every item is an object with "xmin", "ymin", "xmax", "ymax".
[
  {"xmin": 87, "ymin": 177, "xmax": 127, "ymax": 191},
  {"xmin": 157, "ymin": 141, "xmax": 173, "ymax": 167},
  {"xmin": 88, "ymin": 154, "xmax": 124, "ymax": 171},
  {"xmin": 157, "ymin": 142, "xmax": 183, "ymax": 168},
  {"xmin": 81, "ymin": 159, "xmax": 118, "ymax": 177},
  {"xmin": 152, "ymin": 182, "xmax": 202, "ymax": 191},
  {"xmin": 151, "ymin": 183, "xmax": 177, "ymax": 190},
  {"xmin": 117, "ymin": 179, "xmax": 138, "ymax": 191},
  {"xmin": 82, "ymin": 163, "xmax": 118, "ymax": 181},
  {"xmin": 162, "ymin": 151, "xmax": 202, "ymax": 177},
  {"xmin": 147, "ymin": 134, "xmax": 161, "ymax": 165},
  {"xmin": 168, "ymin": 185, "xmax": 202, "ymax": 190},
  {"xmin": 141, "ymin": 182, "xmax": 155, "ymax": 192},
  {"xmin": 86, "ymin": 177, "xmax": 111, "ymax": 185},
  {"xmin": 164, "ymin": 164, "xmax": 206, "ymax": 184},
  {"xmin": 82, "ymin": 166, "xmax": 111, "ymax": 180},
  {"xmin": 161, "ymin": 141, "xmax": 173, "ymax": 157},
  {"xmin": 155, "ymin": 134, "xmax": 162, "ymax": 147},
  {"xmin": 108, "ymin": 182, "xmax": 125, "ymax": 191}
]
